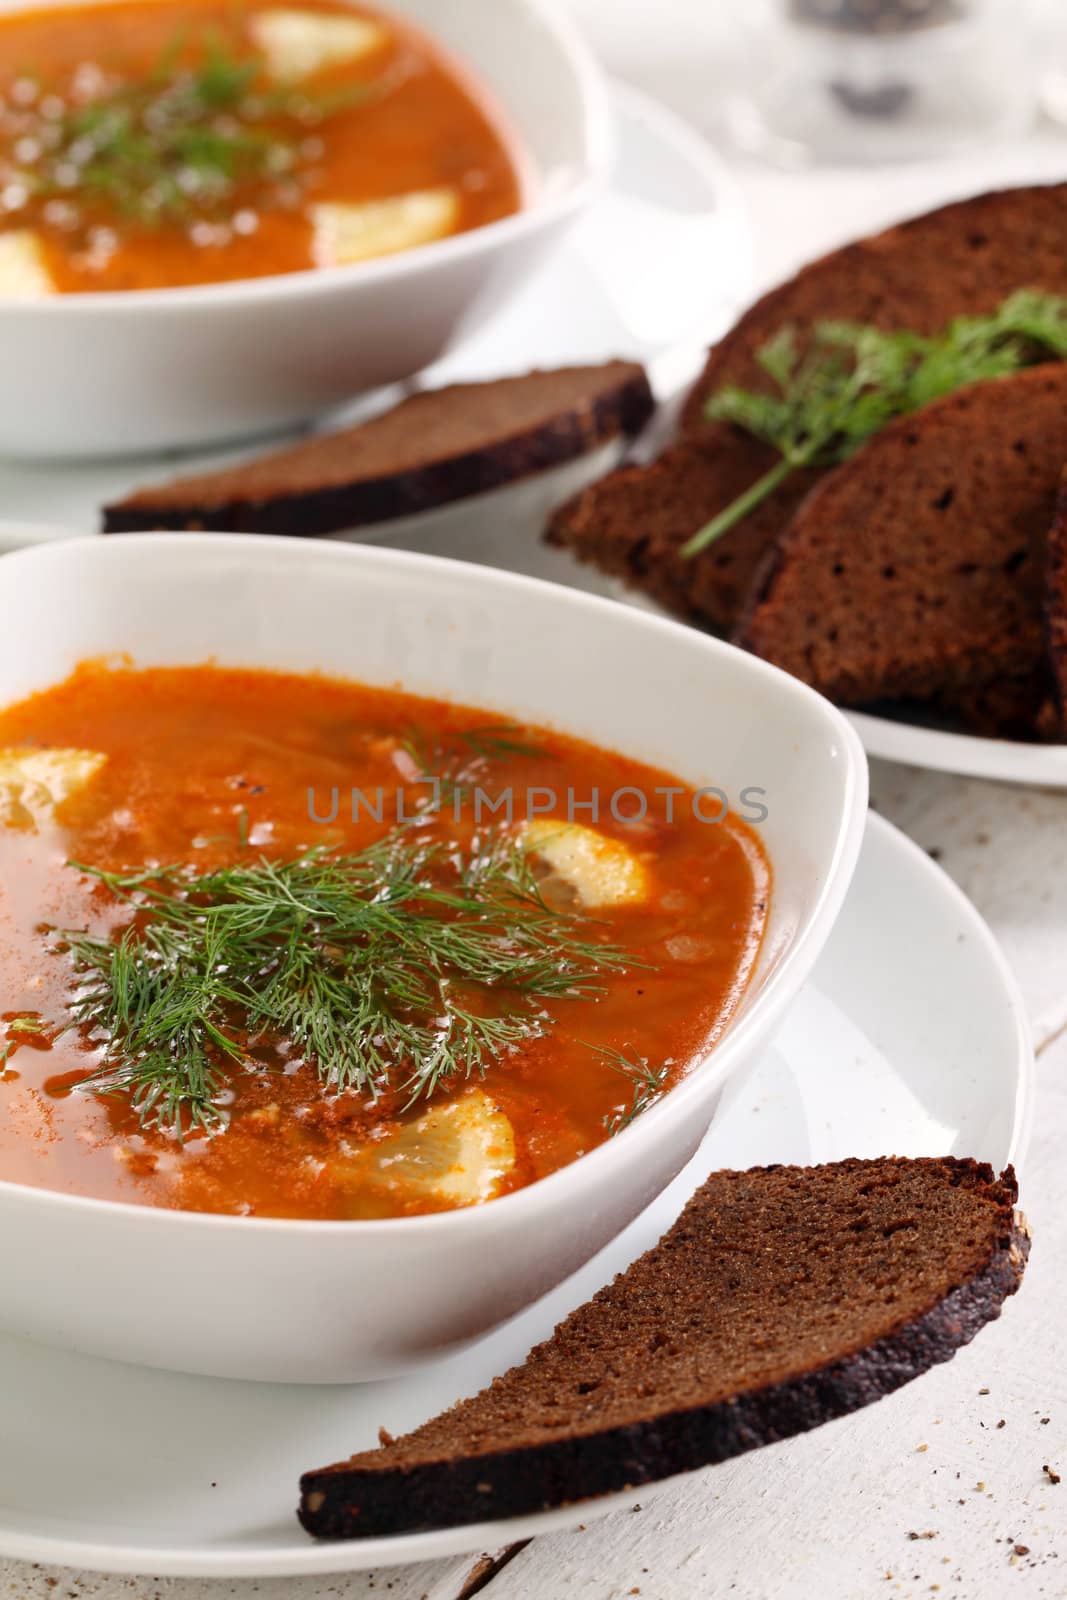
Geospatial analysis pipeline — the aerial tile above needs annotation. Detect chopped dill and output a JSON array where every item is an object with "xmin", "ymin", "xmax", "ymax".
[
  {"xmin": 6, "ymin": 1014, "xmax": 46, "ymax": 1036},
  {"xmin": 594, "ymin": 1044, "xmax": 669, "ymax": 1136},
  {"xmin": 2, "ymin": 31, "xmax": 378, "ymax": 229},
  {"xmin": 57, "ymin": 825, "xmax": 632, "ymax": 1138},
  {"xmin": 451, "ymin": 724, "xmax": 547, "ymax": 763},
  {"xmin": 400, "ymin": 721, "xmax": 548, "ymax": 811},
  {"xmin": 0, "ymin": 1012, "xmax": 47, "ymax": 1073}
]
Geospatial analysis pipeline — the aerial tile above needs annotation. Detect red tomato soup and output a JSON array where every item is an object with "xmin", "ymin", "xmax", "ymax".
[
  {"xmin": 0, "ymin": 664, "xmax": 770, "ymax": 1220},
  {"xmin": 0, "ymin": 0, "xmax": 523, "ymax": 291}
]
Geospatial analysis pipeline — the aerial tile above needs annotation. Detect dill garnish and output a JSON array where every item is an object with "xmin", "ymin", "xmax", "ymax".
[
  {"xmin": 403, "ymin": 722, "xmax": 545, "ymax": 777},
  {"xmin": 6, "ymin": 1014, "xmax": 45, "ymax": 1036},
  {"xmin": 682, "ymin": 290, "xmax": 1067, "ymax": 557},
  {"xmin": 58, "ymin": 826, "xmax": 631, "ymax": 1138},
  {"xmin": 400, "ymin": 722, "xmax": 547, "ymax": 810},
  {"xmin": 3, "ymin": 32, "xmax": 376, "ymax": 229},
  {"xmin": 595, "ymin": 1045, "xmax": 669, "ymax": 1136},
  {"xmin": 0, "ymin": 1012, "xmax": 47, "ymax": 1073},
  {"xmin": 451, "ymin": 725, "xmax": 547, "ymax": 763}
]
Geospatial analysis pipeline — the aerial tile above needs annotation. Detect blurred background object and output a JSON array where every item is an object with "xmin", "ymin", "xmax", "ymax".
[
  {"xmin": 723, "ymin": 0, "xmax": 1037, "ymax": 165},
  {"xmin": 1033, "ymin": 0, "xmax": 1067, "ymax": 128}
]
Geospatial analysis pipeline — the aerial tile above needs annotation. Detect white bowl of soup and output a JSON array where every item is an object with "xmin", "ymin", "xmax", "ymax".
[
  {"xmin": 0, "ymin": 0, "xmax": 610, "ymax": 457},
  {"xmin": 0, "ymin": 534, "xmax": 867, "ymax": 1382}
]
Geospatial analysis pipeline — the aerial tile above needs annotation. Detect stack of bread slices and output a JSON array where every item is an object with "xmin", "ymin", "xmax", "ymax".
[{"xmin": 548, "ymin": 183, "xmax": 1067, "ymax": 740}]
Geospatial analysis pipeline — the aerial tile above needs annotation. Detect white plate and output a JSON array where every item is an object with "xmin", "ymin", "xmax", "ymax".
[
  {"xmin": 0, "ymin": 81, "xmax": 751, "ymax": 542},
  {"xmin": 846, "ymin": 709, "xmax": 1067, "ymax": 789},
  {"xmin": 0, "ymin": 811, "xmax": 1033, "ymax": 1578}
]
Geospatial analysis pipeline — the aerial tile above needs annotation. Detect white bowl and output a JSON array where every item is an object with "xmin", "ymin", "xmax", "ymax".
[
  {"xmin": 0, "ymin": 535, "xmax": 868, "ymax": 1382},
  {"xmin": 0, "ymin": 0, "xmax": 611, "ymax": 459}
]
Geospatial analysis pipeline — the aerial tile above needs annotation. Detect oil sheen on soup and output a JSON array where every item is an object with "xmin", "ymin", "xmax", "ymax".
[
  {"xmin": 0, "ymin": 0, "xmax": 523, "ymax": 292},
  {"xmin": 0, "ymin": 664, "xmax": 770, "ymax": 1220}
]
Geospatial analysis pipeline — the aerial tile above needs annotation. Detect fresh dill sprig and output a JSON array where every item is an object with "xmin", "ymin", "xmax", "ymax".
[
  {"xmin": 0, "ymin": 1012, "xmax": 48, "ymax": 1074},
  {"xmin": 6, "ymin": 32, "xmax": 377, "ymax": 229},
  {"xmin": 400, "ymin": 722, "xmax": 547, "ymax": 811},
  {"xmin": 58, "ymin": 827, "xmax": 631, "ymax": 1138},
  {"xmin": 594, "ymin": 1044, "xmax": 669, "ymax": 1136},
  {"xmin": 5, "ymin": 1014, "xmax": 46, "ymax": 1037},
  {"xmin": 451, "ymin": 724, "xmax": 547, "ymax": 762},
  {"xmin": 682, "ymin": 289, "xmax": 1067, "ymax": 558},
  {"xmin": 403, "ymin": 722, "xmax": 546, "ymax": 776}
]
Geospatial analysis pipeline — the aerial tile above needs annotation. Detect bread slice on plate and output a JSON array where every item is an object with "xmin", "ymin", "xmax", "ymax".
[
  {"xmin": 102, "ymin": 363, "xmax": 655, "ymax": 537},
  {"xmin": 550, "ymin": 183, "xmax": 1067, "ymax": 640},
  {"xmin": 737, "ymin": 366, "xmax": 1067, "ymax": 715},
  {"xmin": 299, "ymin": 1156, "xmax": 1027, "ymax": 1541},
  {"xmin": 682, "ymin": 181, "xmax": 1067, "ymax": 433}
]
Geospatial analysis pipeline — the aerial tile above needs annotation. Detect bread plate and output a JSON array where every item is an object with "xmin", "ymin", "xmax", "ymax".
[
  {"xmin": 0, "ymin": 809, "xmax": 1032, "ymax": 1576},
  {"xmin": 845, "ymin": 708, "xmax": 1067, "ymax": 788}
]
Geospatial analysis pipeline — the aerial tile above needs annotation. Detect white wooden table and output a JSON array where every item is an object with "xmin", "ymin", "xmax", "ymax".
[{"xmin": 5, "ymin": 6, "xmax": 1067, "ymax": 1596}]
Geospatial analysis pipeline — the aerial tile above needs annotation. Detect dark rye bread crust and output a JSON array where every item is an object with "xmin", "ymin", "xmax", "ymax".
[
  {"xmin": 103, "ymin": 363, "xmax": 655, "ymax": 536},
  {"xmin": 683, "ymin": 182, "xmax": 1067, "ymax": 432},
  {"xmin": 299, "ymin": 1158, "xmax": 1027, "ymax": 1541},
  {"xmin": 737, "ymin": 366, "xmax": 1067, "ymax": 710},
  {"xmin": 549, "ymin": 183, "xmax": 1067, "ymax": 641},
  {"xmin": 1045, "ymin": 471, "xmax": 1067, "ymax": 735}
]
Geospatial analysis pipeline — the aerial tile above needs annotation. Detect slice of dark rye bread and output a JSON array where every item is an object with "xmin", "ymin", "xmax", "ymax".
[
  {"xmin": 299, "ymin": 1157, "xmax": 1027, "ymax": 1541},
  {"xmin": 549, "ymin": 182, "xmax": 1067, "ymax": 637},
  {"xmin": 683, "ymin": 182, "xmax": 1067, "ymax": 430},
  {"xmin": 102, "ymin": 363, "xmax": 655, "ymax": 536},
  {"xmin": 1045, "ymin": 470, "xmax": 1067, "ymax": 734},
  {"xmin": 736, "ymin": 366, "xmax": 1067, "ymax": 712}
]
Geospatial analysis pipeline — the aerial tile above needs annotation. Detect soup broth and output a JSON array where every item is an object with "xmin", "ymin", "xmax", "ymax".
[
  {"xmin": 0, "ymin": 663, "xmax": 769, "ymax": 1219},
  {"xmin": 0, "ymin": 0, "xmax": 523, "ymax": 292}
]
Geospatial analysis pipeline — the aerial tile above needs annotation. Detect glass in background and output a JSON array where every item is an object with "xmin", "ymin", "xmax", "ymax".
[{"xmin": 724, "ymin": 0, "xmax": 1037, "ymax": 166}]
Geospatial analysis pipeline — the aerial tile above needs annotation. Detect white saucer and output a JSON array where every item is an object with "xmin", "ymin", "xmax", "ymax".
[
  {"xmin": 0, "ymin": 82, "xmax": 751, "ymax": 545},
  {"xmin": 0, "ymin": 812, "xmax": 1033, "ymax": 1579}
]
